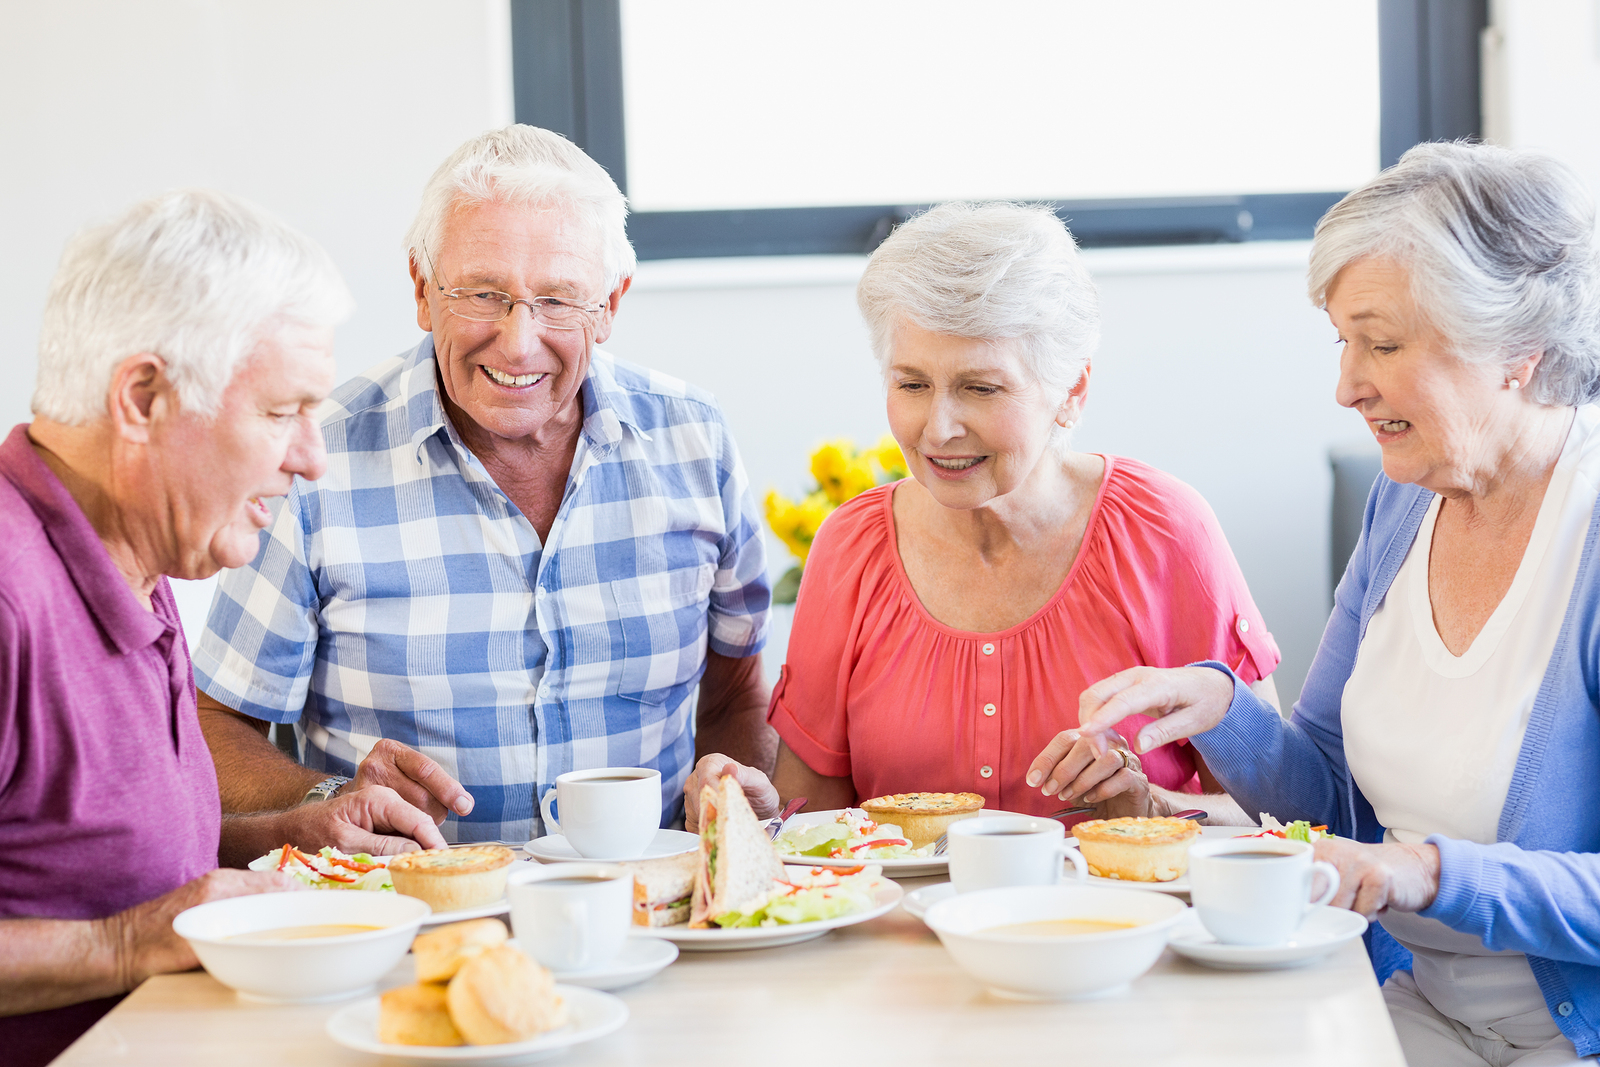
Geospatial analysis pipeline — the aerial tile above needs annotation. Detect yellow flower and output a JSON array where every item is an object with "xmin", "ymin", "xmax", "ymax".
[
  {"xmin": 867, "ymin": 434, "xmax": 909, "ymax": 481},
  {"xmin": 809, "ymin": 440, "xmax": 852, "ymax": 505},
  {"xmin": 765, "ymin": 488, "xmax": 834, "ymax": 565}
]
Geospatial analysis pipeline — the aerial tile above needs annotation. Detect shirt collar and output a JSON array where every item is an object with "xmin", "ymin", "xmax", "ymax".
[
  {"xmin": 0, "ymin": 425, "xmax": 169, "ymax": 655},
  {"xmin": 403, "ymin": 335, "xmax": 653, "ymax": 466}
]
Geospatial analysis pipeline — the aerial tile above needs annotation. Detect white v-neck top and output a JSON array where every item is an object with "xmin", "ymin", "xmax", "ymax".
[{"xmin": 1343, "ymin": 404, "xmax": 1599, "ymax": 1032}]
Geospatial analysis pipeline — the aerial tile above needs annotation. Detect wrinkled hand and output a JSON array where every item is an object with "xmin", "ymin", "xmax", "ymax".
[
  {"xmin": 1075, "ymin": 666, "xmax": 1236, "ymax": 754},
  {"xmin": 683, "ymin": 753, "xmax": 779, "ymax": 832},
  {"xmin": 1025, "ymin": 729, "xmax": 1154, "ymax": 818},
  {"xmin": 281, "ymin": 785, "xmax": 448, "ymax": 855},
  {"xmin": 353, "ymin": 738, "xmax": 473, "ymax": 823},
  {"xmin": 1314, "ymin": 838, "xmax": 1441, "ymax": 920},
  {"xmin": 106, "ymin": 868, "xmax": 298, "ymax": 988}
]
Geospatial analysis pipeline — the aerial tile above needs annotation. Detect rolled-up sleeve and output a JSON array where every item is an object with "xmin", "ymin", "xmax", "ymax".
[{"xmin": 705, "ymin": 415, "xmax": 769, "ymax": 660}]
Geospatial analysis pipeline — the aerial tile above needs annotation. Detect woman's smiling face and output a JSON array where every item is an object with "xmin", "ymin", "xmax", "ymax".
[
  {"xmin": 1327, "ymin": 257, "xmax": 1514, "ymax": 493},
  {"xmin": 885, "ymin": 322, "xmax": 1072, "ymax": 510}
]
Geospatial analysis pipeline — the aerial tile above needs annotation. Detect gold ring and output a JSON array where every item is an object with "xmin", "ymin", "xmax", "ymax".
[{"xmin": 1117, "ymin": 749, "xmax": 1130, "ymax": 771}]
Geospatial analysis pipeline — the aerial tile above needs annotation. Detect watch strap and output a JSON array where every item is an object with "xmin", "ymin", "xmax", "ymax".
[{"xmin": 302, "ymin": 774, "xmax": 351, "ymax": 803}]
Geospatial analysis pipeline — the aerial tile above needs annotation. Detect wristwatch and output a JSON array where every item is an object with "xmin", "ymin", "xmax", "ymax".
[{"xmin": 302, "ymin": 774, "xmax": 351, "ymax": 803}]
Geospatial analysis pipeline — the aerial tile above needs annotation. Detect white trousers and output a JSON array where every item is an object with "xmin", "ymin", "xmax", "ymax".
[{"xmin": 1385, "ymin": 970, "xmax": 1594, "ymax": 1067}]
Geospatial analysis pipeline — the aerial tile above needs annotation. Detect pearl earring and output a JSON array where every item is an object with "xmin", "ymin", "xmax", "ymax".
[
  {"xmin": 1508, "ymin": 377, "xmax": 1522, "ymax": 390},
  {"xmin": 1064, "ymin": 420, "xmax": 1076, "ymax": 430}
]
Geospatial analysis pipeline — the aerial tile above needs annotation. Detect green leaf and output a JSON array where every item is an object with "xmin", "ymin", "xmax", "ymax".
[{"xmin": 773, "ymin": 565, "xmax": 802, "ymax": 605}]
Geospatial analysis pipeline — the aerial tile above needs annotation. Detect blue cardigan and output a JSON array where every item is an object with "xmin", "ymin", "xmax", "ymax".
[{"xmin": 1192, "ymin": 472, "xmax": 1600, "ymax": 1055}]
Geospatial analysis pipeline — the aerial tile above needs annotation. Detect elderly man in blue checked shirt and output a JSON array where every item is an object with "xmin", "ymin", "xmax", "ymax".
[{"xmin": 191, "ymin": 125, "xmax": 775, "ymax": 843}]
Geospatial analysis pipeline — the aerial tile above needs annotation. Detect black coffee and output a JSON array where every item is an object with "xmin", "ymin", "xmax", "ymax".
[
  {"xmin": 979, "ymin": 830, "xmax": 1044, "ymax": 836},
  {"xmin": 1213, "ymin": 851, "xmax": 1294, "ymax": 860},
  {"xmin": 538, "ymin": 877, "xmax": 614, "ymax": 885},
  {"xmin": 578, "ymin": 776, "xmax": 645, "ymax": 783}
]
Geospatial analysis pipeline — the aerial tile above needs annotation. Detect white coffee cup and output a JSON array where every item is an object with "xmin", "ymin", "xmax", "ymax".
[
  {"xmin": 507, "ymin": 862, "xmax": 632, "ymax": 972},
  {"xmin": 1188, "ymin": 836, "xmax": 1341, "ymax": 946},
  {"xmin": 947, "ymin": 816, "xmax": 1089, "ymax": 893},
  {"xmin": 538, "ymin": 767, "xmax": 662, "ymax": 859}
]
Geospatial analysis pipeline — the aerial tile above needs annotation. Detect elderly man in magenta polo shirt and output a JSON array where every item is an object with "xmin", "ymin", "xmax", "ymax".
[
  {"xmin": 0, "ymin": 191, "xmax": 446, "ymax": 1067},
  {"xmin": 191, "ymin": 125, "xmax": 774, "ymax": 842}
]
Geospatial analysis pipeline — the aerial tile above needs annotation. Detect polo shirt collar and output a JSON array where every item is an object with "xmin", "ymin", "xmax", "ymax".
[
  {"xmin": 403, "ymin": 335, "xmax": 652, "ymax": 465},
  {"xmin": 0, "ymin": 425, "xmax": 167, "ymax": 655}
]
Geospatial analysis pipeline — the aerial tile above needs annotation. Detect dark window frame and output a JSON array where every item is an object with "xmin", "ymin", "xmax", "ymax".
[{"xmin": 511, "ymin": 0, "xmax": 1487, "ymax": 259}]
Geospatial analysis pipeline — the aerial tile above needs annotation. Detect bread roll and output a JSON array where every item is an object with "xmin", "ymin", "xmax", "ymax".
[
  {"xmin": 378, "ymin": 981, "xmax": 464, "ymax": 1046},
  {"xmin": 447, "ymin": 945, "xmax": 568, "ymax": 1045},
  {"xmin": 388, "ymin": 846, "xmax": 515, "ymax": 912},
  {"xmin": 412, "ymin": 918, "xmax": 509, "ymax": 983}
]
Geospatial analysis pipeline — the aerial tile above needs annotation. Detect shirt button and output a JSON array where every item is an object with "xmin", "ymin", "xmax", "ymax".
[
  {"xmin": 979, "ymin": 765, "xmax": 993, "ymax": 778},
  {"xmin": 1558, "ymin": 1001, "xmax": 1575, "ymax": 1017},
  {"xmin": 983, "ymin": 703, "xmax": 996, "ymax": 717},
  {"xmin": 1237, "ymin": 617, "xmax": 1250, "ymax": 635},
  {"xmin": 981, "ymin": 643, "xmax": 995, "ymax": 655}
]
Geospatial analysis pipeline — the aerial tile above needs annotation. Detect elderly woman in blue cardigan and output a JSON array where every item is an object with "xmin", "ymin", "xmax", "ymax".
[{"xmin": 1062, "ymin": 142, "xmax": 1600, "ymax": 1066}]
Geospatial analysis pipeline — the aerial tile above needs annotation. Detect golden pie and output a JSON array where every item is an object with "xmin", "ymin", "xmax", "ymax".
[
  {"xmin": 858, "ymin": 792, "xmax": 985, "ymax": 848},
  {"xmin": 1071, "ymin": 816, "xmax": 1200, "ymax": 882},
  {"xmin": 387, "ymin": 846, "xmax": 515, "ymax": 912}
]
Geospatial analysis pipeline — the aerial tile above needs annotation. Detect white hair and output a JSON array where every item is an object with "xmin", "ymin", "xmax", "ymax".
[
  {"xmin": 404, "ymin": 124, "xmax": 637, "ymax": 294},
  {"xmin": 1309, "ymin": 141, "xmax": 1600, "ymax": 406},
  {"xmin": 33, "ymin": 189, "xmax": 352, "ymax": 426},
  {"xmin": 856, "ymin": 202, "xmax": 1101, "ymax": 415}
]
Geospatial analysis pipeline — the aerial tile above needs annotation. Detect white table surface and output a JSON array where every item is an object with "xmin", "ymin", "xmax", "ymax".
[{"xmin": 55, "ymin": 875, "xmax": 1404, "ymax": 1067}]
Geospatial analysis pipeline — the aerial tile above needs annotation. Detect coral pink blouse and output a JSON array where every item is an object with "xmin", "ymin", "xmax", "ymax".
[{"xmin": 768, "ymin": 456, "xmax": 1281, "ymax": 816}]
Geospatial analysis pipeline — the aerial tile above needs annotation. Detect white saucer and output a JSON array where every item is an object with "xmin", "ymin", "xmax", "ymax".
[
  {"xmin": 523, "ymin": 828, "xmax": 699, "ymax": 864},
  {"xmin": 417, "ymin": 859, "xmax": 534, "ymax": 926},
  {"xmin": 1167, "ymin": 907, "xmax": 1369, "ymax": 969},
  {"xmin": 901, "ymin": 881, "xmax": 955, "ymax": 922},
  {"xmin": 326, "ymin": 984, "xmax": 626, "ymax": 1064},
  {"xmin": 543, "ymin": 936, "xmax": 679, "ymax": 990}
]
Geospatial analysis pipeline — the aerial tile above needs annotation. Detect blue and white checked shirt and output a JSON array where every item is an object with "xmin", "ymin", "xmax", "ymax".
[{"xmin": 194, "ymin": 336, "xmax": 769, "ymax": 843}]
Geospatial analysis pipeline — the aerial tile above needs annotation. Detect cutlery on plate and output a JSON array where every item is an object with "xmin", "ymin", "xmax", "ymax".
[{"xmin": 765, "ymin": 796, "xmax": 809, "ymax": 840}]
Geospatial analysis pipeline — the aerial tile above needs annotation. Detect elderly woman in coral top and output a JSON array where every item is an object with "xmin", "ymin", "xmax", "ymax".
[{"xmin": 687, "ymin": 201, "xmax": 1279, "ymax": 825}]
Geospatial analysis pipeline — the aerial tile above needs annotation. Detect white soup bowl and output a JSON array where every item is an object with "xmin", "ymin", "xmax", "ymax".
[
  {"xmin": 924, "ymin": 884, "xmax": 1188, "ymax": 1000},
  {"xmin": 172, "ymin": 890, "xmax": 431, "ymax": 1003}
]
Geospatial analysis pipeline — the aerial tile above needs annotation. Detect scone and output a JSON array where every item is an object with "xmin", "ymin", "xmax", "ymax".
[
  {"xmin": 859, "ymin": 792, "xmax": 985, "ymax": 848},
  {"xmin": 1071, "ymin": 816, "xmax": 1201, "ymax": 882},
  {"xmin": 447, "ymin": 945, "xmax": 568, "ymax": 1045},
  {"xmin": 388, "ymin": 846, "xmax": 515, "ymax": 912},
  {"xmin": 378, "ymin": 981, "xmax": 464, "ymax": 1046},
  {"xmin": 412, "ymin": 918, "xmax": 509, "ymax": 983}
]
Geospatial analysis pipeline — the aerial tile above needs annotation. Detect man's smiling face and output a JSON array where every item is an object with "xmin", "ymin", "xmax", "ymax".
[{"xmin": 413, "ymin": 197, "xmax": 622, "ymax": 447}]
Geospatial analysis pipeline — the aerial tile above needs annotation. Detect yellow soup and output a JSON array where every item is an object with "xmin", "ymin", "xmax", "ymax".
[
  {"xmin": 983, "ymin": 919, "xmax": 1139, "ymax": 937},
  {"xmin": 227, "ymin": 924, "xmax": 385, "ymax": 942}
]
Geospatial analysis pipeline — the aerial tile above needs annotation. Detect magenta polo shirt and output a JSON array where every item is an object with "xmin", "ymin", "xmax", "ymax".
[{"xmin": 0, "ymin": 424, "xmax": 222, "ymax": 1065}]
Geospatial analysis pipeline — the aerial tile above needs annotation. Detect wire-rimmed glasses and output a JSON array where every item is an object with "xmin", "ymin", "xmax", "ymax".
[{"xmin": 425, "ymin": 250, "xmax": 606, "ymax": 330}]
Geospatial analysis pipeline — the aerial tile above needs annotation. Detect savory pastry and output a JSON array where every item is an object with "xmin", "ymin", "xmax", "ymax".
[
  {"xmin": 388, "ymin": 846, "xmax": 515, "ymax": 912},
  {"xmin": 858, "ymin": 792, "xmax": 985, "ymax": 848},
  {"xmin": 620, "ymin": 852, "xmax": 697, "ymax": 927},
  {"xmin": 412, "ymin": 918, "xmax": 509, "ymax": 983},
  {"xmin": 378, "ymin": 981, "xmax": 464, "ymax": 1047},
  {"xmin": 1071, "ymin": 816, "xmax": 1201, "ymax": 882},
  {"xmin": 446, "ymin": 944, "xmax": 568, "ymax": 1044}
]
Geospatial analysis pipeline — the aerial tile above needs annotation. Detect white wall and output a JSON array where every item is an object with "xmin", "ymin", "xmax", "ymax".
[{"xmin": 614, "ymin": 245, "xmax": 1362, "ymax": 705}]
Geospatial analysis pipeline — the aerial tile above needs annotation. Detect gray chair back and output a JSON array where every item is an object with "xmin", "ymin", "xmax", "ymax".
[{"xmin": 1329, "ymin": 447, "xmax": 1385, "ymax": 596}]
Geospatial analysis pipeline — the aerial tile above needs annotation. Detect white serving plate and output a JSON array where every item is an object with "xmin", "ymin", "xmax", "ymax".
[
  {"xmin": 774, "ymin": 808, "xmax": 1032, "ymax": 877},
  {"xmin": 523, "ymin": 828, "xmax": 698, "ymax": 864},
  {"xmin": 326, "ymin": 984, "xmax": 627, "ymax": 1065},
  {"xmin": 629, "ymin": 867, "xmax": 903, "ymax": 951},
  {"xmin": 1167, "ymin": 907, "xmax": 1368, "ymax": 970},
  {"xmin": 1071, "ymin": 825, "xmax": 1257, "ymax": 894}
]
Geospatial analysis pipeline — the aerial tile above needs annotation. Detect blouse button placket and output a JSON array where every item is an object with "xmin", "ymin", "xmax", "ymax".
[{"xmin": 977, "ymin": 638, "xmax": 1003, "ymax": 797}]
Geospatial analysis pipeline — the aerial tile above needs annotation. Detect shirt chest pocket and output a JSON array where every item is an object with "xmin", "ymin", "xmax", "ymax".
[{"xmin": 606, "ymin": 564, "xmax": 716, "ymax": 705}]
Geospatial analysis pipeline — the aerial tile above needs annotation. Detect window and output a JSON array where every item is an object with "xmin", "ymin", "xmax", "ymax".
[{"xmin": 513, "ymin": 0, "xmax": 1487, "ymax": 257}]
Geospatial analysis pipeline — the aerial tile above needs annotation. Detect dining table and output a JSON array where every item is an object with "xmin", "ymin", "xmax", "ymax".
[{"xmin": 54, "ymin": 871, "xmax": 1405, "ymax": 1067}]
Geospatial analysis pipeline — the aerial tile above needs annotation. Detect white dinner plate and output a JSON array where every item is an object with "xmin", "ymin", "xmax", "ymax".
[
  {"xmin": 523, "ymin": 828, "xmax": 699, "ymax": 864},
  {"xmin": 326, "ymin": 984, "xmax": 626, "ymax": 1065},
  {"xmin": 1167, "ymin": 907, "xmax": 1368, "ymax": 970},
  {"xmin": 415, "ymin": 860, "xmax": 535, "ymax": 926},
  {"xmin": 630, "ymin": 867, "xmax": 904, "ymax": 951},
  {"xmin": 773, "ymin": 809, "xmax": 1032, "ymax": 877},
  {"xmin": 901, "ymin": 881, "xmax": 955, "ymax": 922},
  {"xmin": 544, "ymin": 936, "xmax": 678, "ymax": 990},
  {"xmin": 1070, "ymin": 825, "xmax": 1258, "ymax": 895}
]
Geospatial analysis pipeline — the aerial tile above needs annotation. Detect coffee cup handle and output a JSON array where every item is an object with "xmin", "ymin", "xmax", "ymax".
[
  {"xmin": 1056, "ymin": 843, "xmax": 1089, "ymax": 884},
  {"xmin": 539, "ymin": 790, "xmax": 561, "ymax": 836},
  {"xmin": 1306, "ymin": 860, "xmax": 1341, "ymax": 914}
]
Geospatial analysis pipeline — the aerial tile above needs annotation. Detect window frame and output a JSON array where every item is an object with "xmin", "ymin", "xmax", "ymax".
[{"xmin": 511, "ymin": 0, "xmax": 1487, "ymax": 259}]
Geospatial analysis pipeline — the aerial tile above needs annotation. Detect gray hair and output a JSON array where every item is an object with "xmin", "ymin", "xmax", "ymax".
[
  {"xmin": 856, "ymin": 202, "xmax": 1101, "ymax": 410},
  {"xmin": 32, "ymin": 189, "xmax": 352, "ymax": 426},
  {"xmin": 404, "ymin": 124, "xmax": 637, "ymax": 294},
  {"xmin": 1308, "ymin": 141, "xmax": 1600, "ymax": 406}
]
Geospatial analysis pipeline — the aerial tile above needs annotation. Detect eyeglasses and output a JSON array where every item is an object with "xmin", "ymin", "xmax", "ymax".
[{"xmin": 425, "ymin": 250, "xmax": 606, "ymax": 329}]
